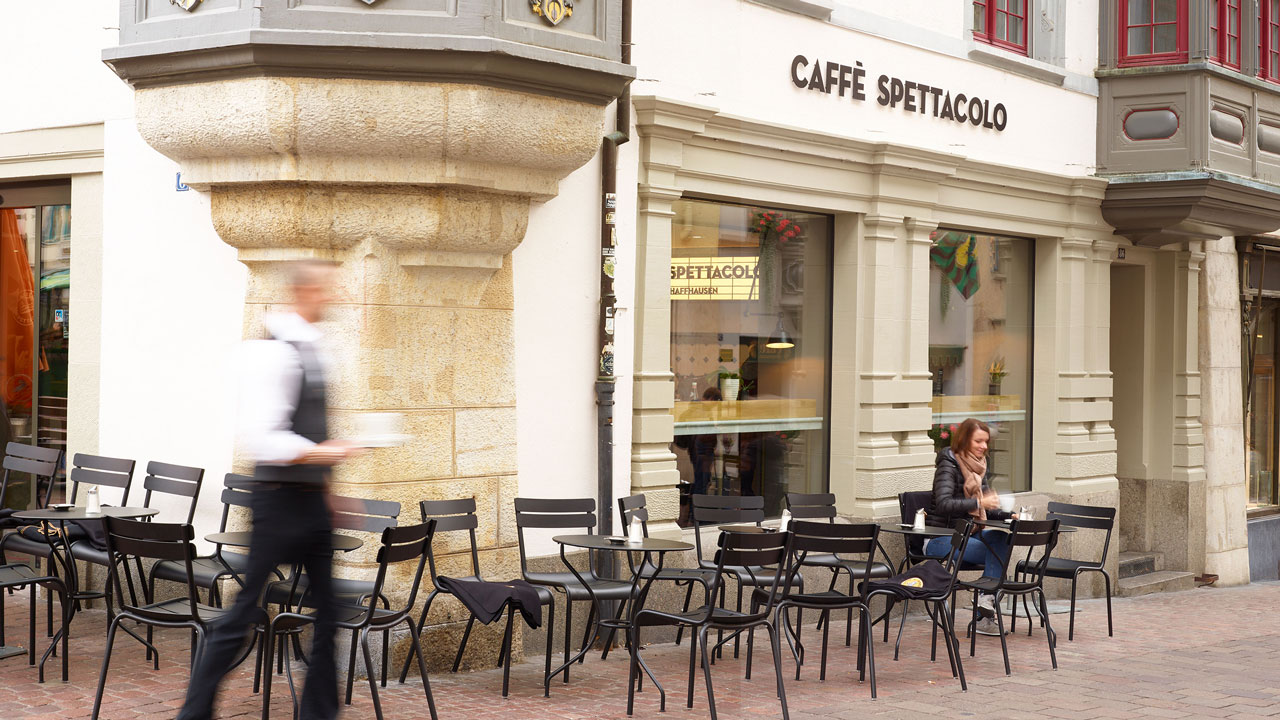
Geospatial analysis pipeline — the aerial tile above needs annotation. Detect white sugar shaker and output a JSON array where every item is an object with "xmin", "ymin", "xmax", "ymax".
[
  {"xmin": 86, "ymin": 485, "xmax": 101, "ymax": 515},
  {"xmin": 628, "ymin": 514, "xmax": 644, "ymax": 543},
  {"xmin": 913, "ymin": 508, "xmax": 927, "ymax": 530}
]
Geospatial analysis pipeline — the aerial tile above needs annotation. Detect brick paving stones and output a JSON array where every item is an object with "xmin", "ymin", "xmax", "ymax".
[{"xmin": 0, "ymin": 582, "xmax": 1277, "ymax": 719}]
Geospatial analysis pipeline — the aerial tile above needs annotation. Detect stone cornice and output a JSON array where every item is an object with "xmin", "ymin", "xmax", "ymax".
[
  {"xmin": 0, "ymin": 123, "xmax": 105, "ymax": 181},
  {"xmin": 104, "ymin": 32, "xmax": 633, "ymax": 106}
]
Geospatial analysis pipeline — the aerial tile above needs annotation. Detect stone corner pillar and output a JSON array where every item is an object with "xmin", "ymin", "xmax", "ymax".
[
  {"xmin": 104, "ymin": 0, "xmax": 632, "ymax": 669},
  {"xmin": 1198, "ymin": 236, "xmax": 1252, "ymax": 585}
]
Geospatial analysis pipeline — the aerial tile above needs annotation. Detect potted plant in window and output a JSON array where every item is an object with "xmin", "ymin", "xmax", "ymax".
[
  {"xmin": 988, "ymin": 357, "xmax": 1007, "ymax": 396},
  {"xmin": 718, "ymin": 372, "xmax": 741, "ymax": 404},
  {"xmin": 749, "ymin": 209, "xmax": 803, "ymax": 310}
]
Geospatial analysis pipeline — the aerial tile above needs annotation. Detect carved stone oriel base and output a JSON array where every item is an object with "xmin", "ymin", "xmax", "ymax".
[{"xmin": 131, "ymin": 74, "xmax": 609, "ymax": 668}]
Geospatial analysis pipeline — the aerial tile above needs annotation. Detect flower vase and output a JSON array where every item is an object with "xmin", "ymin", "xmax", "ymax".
[
  {"xmin": 719, "ymin": 378, "xmax": 740, "ymax": 404},
  {"xmin": 988, "ymin": 383, "xmax": 1001, "ymax": 397}
]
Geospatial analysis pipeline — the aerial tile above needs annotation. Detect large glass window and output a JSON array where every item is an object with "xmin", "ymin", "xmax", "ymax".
[
  {"xmin": 1259, "ymin": 0, "xmax": 1280, "ymax": 82},
  {"xmin": 928, "ymin": 230, "xmax": 1033, "ymax": 493},
  {"xmin": 1243, "ymin": 246, "xmax": 1280, "ymax": 512},
  {"xmin": 669, "ymin": 199, "xmax": 831, "ymax": 525},
  {"xmin": 0, "ymin": 199, "xmax": 70, "ymax": 513}
]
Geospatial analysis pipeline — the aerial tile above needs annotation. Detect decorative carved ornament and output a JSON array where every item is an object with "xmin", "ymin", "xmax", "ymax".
[{"xmin": 529, "ymin": 0, "xmax": 573, "ymax": 26}]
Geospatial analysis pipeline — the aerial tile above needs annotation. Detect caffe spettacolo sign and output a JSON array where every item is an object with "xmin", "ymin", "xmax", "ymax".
[{"xmin": 790, "ymin": 54, "xmax": 1008, "ymax": 132}]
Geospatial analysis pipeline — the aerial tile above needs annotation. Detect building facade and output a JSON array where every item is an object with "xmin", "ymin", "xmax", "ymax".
[{"xmin": 0, "ymin": 0, "xmax": 1272, "ymax": 667}]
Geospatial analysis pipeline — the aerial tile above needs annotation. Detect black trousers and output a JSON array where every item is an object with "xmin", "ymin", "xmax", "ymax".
[{"xmin": 178, "ymin": 487, "xmax": 338, "ymax": 720}]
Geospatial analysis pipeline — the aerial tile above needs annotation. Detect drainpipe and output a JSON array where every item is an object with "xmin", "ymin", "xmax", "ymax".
[{"xmin": 595, "ymin": 0, "xmax": 631, "ymax": 603}]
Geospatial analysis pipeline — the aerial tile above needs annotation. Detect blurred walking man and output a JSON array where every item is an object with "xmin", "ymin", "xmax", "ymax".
[{"xmin": 179, "ymin": 260, "xmax": 356, "ymax": 720}]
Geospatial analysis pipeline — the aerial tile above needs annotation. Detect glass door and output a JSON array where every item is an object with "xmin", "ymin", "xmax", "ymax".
[{"xmin": 0, "ymin": 196, "xmax": 70, "ymax": 511}]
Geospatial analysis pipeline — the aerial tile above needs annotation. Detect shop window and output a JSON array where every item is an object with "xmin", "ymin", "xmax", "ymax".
[
  {"xmin": 669, "ymin": 199, "xmax": 831, "ymax": 525},
  {"xmin": 1120, "ymin": 0, "xmax": 1188, "ymax": 67},
  {"xmin": 1210, "ymin": 0, "xmax": 1242, "ymax": 69},
  {"xmin": 0, "ymin": 199, "xmax": 71, "ymax": 513},
  {"xmin": 1242, "ymin": 246, "xmax": 1280, "ymax": 512},
  {"xmin": 928, "ymin": 231, "xmax": 1033, "ymax": 493},
  {"xmin": 973, "ymin": 0, "xmax": 1029, "ymax": 55},
  {"xmin": 1261, "ymin": 0, "xmax": 1280, "ymax": 82}
]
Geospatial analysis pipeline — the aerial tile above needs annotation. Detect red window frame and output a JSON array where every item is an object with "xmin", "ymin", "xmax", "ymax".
[
  {"xmin": 1262, "ymin": 0, "xmax": 1280, "ymax": 82},
  {"xmin": 973, "ymin": 0, "xmax": 1029, "ymax": 55},
  {"xmin": 1210, "ymin": 0, "xmax": 1242, "ymax": 69},
  {"xmin": 1119, "ymin": 0, "xmax": 1189, "ymax": 67}
]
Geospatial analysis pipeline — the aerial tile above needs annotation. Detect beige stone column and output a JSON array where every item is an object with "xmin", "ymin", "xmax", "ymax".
[
  {"xmin": 1166, "ymin": 243, "xmax": 1209, "ymax": 575},
  {"xmin": 629, "ymin": 97, "xmax": 718, "ymax": 534},
  {"xmin": 131, "ymin": 77, "xmax": 610, "ymax": 665},
  {"xmin": 1198, "ymin": 236, "xmax": 1251, "ymax": 585},
  {"xmin": 845, "ymin": 213, "xmax": 934, "ymax": 518}
]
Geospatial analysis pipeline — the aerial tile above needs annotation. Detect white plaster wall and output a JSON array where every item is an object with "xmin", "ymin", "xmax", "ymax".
[
  {"xmin": 515, "ymin": 119, "xmax": 626, "ymax": 557},
  {"xmin": 634, "ymin": 0, "xmax": 1097, "ymax": 177},
  {"xmin": 99, "ymin": 118, "xmax": 246, "ymax": 543},
  {"xmin": 1063, "ymin": 0, "xmax": 1102, "ymax": 77},
  {"xmin": 835, "ymin": 0, "xmax": 963, "ymax": 37},
  {"xmin": 0, "ymin": 0, "xmax": 129, "ymax": 134}
]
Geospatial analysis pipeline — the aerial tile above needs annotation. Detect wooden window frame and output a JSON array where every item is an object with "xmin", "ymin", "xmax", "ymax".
[
  {"xmin": 973, "ymin": 0, "xmax": 1030, "ymax": 56},
  {"xmin": 1119, "ymin": 0, "xmax": 1189, "ymax": 67}
]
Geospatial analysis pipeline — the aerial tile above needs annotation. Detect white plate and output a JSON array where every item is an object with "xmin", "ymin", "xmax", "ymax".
[{"xmin": 355, "ymin": 434, "xmax": 412, "ymax": 448}]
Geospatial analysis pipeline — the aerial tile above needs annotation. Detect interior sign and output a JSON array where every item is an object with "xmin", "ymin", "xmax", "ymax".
[
  {"xmin": 670, "ymin": 256, "xmax": 761, "ymax": 301},
  {"xmin": 790, "ymin": 55, "xmax": 1008, "ymax": 132}
]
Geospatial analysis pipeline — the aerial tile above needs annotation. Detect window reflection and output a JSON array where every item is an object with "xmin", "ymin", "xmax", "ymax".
[{"xmin": 669, "ymin": 200, "xmax": 831, "ymax": 524}]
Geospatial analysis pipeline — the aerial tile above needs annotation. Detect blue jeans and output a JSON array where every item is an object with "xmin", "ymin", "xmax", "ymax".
[{"xmin": 923, "ymin": 528, "xmax": 1011, "ymax": 580}]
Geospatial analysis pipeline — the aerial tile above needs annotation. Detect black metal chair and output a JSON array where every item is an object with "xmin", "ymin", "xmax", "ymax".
[
  {"xmin": 617, "ymin": 493, "xmax": 715, "ymax": 648},
  {"xmin": 0, "ymin": 444, "xmax": 65, "ymax": 532},
  {"xmin": 1015, "ymin": 501, "xmax": 1115, "ymax": 641},
  {"xmin": 629, "ymin": 529, "xmax": 791, "ymax": 720},
  {"xmin": 959, "ymin": 518, "xmax": 1061, "ymax": 676},
  {"xmin": 0, "ymin": 449, "xmax": 100, "ymax": 638},
  {"xmin": 67, "ymin": 461, "xmax": 204, "ymax": 617},
  {"xmin": 784, "ymin": 492, "xmax": 892, "ymax": 647},
  {"xmin": 690, "ymin": 493, "xmax": 803, "ymax": 660},
  {"xmin": 397, "ymin": 497, "xmax": 558, "ymax": 697},
  {"xmin": 90, "ymin": 517, "xmax": 242, "ymax": 720},
  {"xmin": 864, "ymin": 519, "xmax": 974, "ymax": 693},
  {"xmin": 0, "ymin": 453, "xmax": 135, "ymax": 565},
  {"xmin": 514, "ymin": 497, "xmax": 634, "ymax": 684},
  {"xmin": 0, "ymin": 560, "xmax": 70, "ymax": 682},
  {"xmin": 148, "ymin": 474, "xmax": 281, "ymax": 607},
  {"xmin": 261, "ymin": 494, "xmax": 400, "ymax": 701},
  {"xmin": 265, "ymin": 521, "xmax": 438, "ymax": 720},
  {"xmin": 757, "ymin": 520, "xmax": 883, "ymax": 692}
]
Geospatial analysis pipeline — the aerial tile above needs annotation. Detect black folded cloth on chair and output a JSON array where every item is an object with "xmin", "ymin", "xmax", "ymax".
[
  {"xmin": 436, "ymin": 576, "xmax": 543, "ymax": 629},
  {"xmin": 863, "ymin": 559, "xmax": 952, "ymax": 599}
]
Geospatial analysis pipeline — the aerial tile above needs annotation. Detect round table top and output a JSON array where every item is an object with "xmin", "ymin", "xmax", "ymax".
[
  {"xmin": 717, "ymin": 524, "xmax": 776, "ymax": 534},
  {"xmin": 14, "ymin": 506, "xmax": 160, "ymax": 521},
  {"xmin": 205, "ymin": 531, "xmax": 363, "ymax": 552},
  {"xmin": 553, "ymin": 534, "xmax": 694, "ymax": 552},
  {"xmin": 878, "ymin": 523, "xmax": 955, "ymax": 538}
]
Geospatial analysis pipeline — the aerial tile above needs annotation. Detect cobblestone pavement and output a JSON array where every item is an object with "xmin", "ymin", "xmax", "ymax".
[{"xmin": 1, "ymin": 582, "xmax": 1278, "ymax": 719}]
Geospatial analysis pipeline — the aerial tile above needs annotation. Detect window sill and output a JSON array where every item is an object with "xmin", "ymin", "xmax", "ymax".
[
  {"xmin": 745, "ymin": 0, "xmax": 834, "ymax": 20},
  {"xmin": 967, "ymin": 42, "xmax": 1067, "ymax": 87}
]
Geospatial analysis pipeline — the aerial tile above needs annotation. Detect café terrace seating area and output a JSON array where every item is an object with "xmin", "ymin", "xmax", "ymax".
[{"xmin": 0, "ymin": 443, "xmax": 1119, "ymax": 719}]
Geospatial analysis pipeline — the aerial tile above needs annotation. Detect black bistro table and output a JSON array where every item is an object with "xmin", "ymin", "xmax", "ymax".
[
  {"xmin": 11, "ymin": 506, "xmax": 160, "ymax": 676},
  {"xmin": 203, "ymin": 530, "xmax": 363, "ymax": 599},
  {"xmin": 549, "ymin": 534, "xmax": 693, "ymax": 706}
]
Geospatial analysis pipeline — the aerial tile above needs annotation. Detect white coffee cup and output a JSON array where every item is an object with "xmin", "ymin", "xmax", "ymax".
[{"xmin": 998, "ymin": 495, "xmax": 1015, "ymax": 514}]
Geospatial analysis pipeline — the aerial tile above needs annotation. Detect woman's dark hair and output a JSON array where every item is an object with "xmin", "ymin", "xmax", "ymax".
[
  {"xmin": 950, "ymin": 417, "xmax": 991, "ymax": 454},
  {"xmin": 702, "ymin": 387, "xmax": 722, "ymax": 401}
]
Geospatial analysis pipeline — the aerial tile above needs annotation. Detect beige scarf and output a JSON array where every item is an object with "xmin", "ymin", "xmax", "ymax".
[{"xmin": 954, "ymin": 450, "xmax": 988, "ymax": 522}]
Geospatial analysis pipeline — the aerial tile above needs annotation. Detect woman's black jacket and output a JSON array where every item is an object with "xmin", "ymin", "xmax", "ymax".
[{"xmin": 926, "ymin": 448, "xmax": 1012, "ymax": 528}]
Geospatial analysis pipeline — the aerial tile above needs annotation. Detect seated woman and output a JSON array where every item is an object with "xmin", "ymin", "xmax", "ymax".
[{"xmin": 923, "ymin": 417, "xmax": 1016, "ymax": 635}]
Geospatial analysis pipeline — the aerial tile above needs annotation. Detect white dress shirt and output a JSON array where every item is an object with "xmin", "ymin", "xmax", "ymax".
[{"xmin": 239, "ymin": 312, "xmax": 329, "ymax": 466}]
